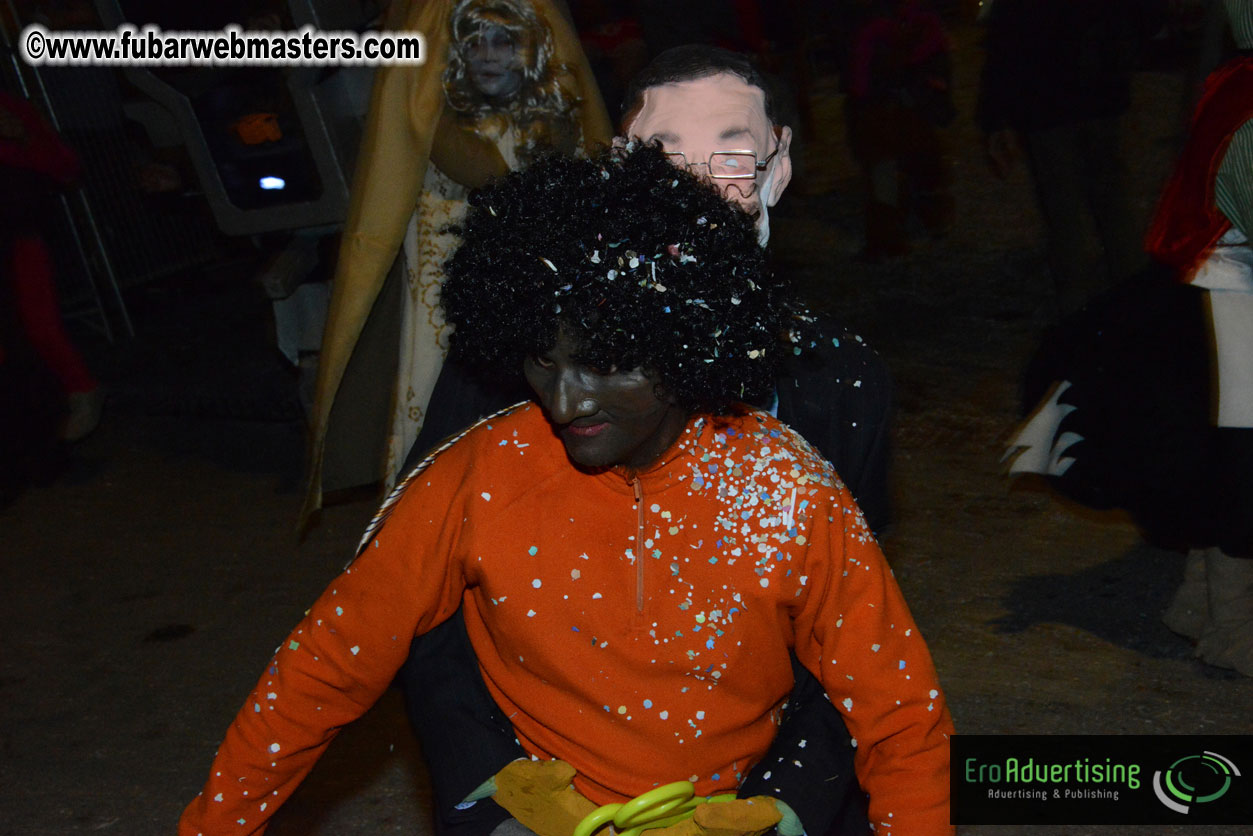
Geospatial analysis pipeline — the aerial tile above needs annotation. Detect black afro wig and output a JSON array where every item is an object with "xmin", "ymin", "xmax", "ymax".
[{"xmin": 440, "ymin": 142, "xmax": 808, "ymax": 415}]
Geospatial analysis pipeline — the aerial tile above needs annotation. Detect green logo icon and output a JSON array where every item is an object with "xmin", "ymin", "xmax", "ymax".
[{"xmin": 1153, "ymin": 752, "xmax": 1240, "ymax": 814}]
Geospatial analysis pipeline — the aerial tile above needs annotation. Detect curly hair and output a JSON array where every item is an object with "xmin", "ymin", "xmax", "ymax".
[
  {"xmin": 440, "ymin": 143, "xmax": 808, "ymax": 414},
  {"xmin": 443, "ymin": 0, "xmax": 574, "ymax": 124}
]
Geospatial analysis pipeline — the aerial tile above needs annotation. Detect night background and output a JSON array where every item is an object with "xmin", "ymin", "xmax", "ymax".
[{"xmin": 2, "ymin": 1, "xmax": 1251, "ymax": 834}]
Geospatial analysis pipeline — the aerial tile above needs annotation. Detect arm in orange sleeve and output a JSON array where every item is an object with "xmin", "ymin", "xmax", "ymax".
[
  {"xmin": 179, "ymin": 457, "xmax": 472, "ymax": 835},
  {"xmin": 791, "ymin": 488, "xmax": 954, "ymax": 836}
]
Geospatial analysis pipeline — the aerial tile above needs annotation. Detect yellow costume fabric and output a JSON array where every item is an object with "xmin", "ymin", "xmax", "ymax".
[{"xmin": 303, "ymin": 0, "xmax": 611, "ymax": 525}]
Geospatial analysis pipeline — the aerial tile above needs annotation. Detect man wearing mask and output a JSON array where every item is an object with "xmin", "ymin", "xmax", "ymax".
[
  {"xmin": 184, "ymin": 142, "xmax": 948, "ymax": 836},
  {"xmin": 401, "ymin": 45, "xmax": 897, "ymax": 836}
]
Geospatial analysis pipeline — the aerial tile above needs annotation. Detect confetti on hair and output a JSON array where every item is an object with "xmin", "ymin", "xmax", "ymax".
[{"xmin": 440, "ymin": 143, "xmax": 814, "ymax": 414}]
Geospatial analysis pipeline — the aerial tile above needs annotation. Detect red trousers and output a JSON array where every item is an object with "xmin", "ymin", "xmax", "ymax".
[{"xmin": 6, "ymin": 234, "xmax": 97, "ymax": 395}]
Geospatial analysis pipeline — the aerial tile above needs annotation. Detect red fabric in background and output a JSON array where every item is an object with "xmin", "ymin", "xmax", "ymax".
[
  {"xmin": 0, "ymin": 91, "xmax": 94, "ymax": 394},
  {"xmin": 8, "ymin": 235, "xmax": 97, "ymax": 394},
  {"xmin": 1145, "ymin": 57, "xmax": 1253, "ymax": 275},
  {"xmin": 0, "ymin": 90, "xmax": 81, "ymax": 184}
]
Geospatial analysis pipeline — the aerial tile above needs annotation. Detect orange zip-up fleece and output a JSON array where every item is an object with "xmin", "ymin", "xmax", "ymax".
[{"xmin": 181, "ymin": 404, "xmax": 953, "ymax": 836}]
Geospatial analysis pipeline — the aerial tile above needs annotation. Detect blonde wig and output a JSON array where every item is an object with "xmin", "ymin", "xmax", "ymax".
[{"xmin": 442, "ymin": 0, "xmax": 573, "ymax": 122}]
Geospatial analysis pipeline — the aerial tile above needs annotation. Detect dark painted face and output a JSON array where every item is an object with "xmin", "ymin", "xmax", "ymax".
[{"xmin": 523, "ymin": 332, "xmax": 689, "ymax": 471}]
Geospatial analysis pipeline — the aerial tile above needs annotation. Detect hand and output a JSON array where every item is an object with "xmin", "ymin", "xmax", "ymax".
[
  {"xmin": 691, "ymin": 796, "xmax": 782, "ymax": 836},
  {"xmin": 491, "ymin": 758, "xmax": 598, "ymax": 836},
  {"xmin": 643, "ymin": 796, "xmax": 782, "ymax": 836}
]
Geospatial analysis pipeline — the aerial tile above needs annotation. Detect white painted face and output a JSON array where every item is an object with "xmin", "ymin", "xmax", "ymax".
[
  {"xmin": 624, "ymin": 73, "xmax": 792, "ymax": 246},
  {"xmin": 464, "ymin": 23, "xmax": 523, "ymax": 100}
]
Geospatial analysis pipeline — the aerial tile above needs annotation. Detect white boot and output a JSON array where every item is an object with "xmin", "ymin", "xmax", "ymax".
[
  {"xmin": 1195, "ymin": 546, "xmax": 1253, "ymax": 676},
  {"xmin": 1163, "ymin": 549, "xmax": 1208, "ymax": 640},
  {"xmin": 60, "ymin": 387, "xmax": 104, "ymax": 442}
]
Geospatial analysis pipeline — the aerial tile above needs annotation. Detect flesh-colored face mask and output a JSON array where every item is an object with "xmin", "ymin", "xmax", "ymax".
[{"xmin": 625, "ymin": 74, "xmax": 792, "ymax": 246}]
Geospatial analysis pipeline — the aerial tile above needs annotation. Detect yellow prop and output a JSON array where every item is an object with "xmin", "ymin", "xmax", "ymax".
[{"xmin": 573, "ymin": 781, "xmax": 738, "ymax": 836}]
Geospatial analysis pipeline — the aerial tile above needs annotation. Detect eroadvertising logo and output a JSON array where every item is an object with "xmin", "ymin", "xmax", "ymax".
[
  {"xmin": 952, "ymin": 736, "xmax": 1253, "ymax": 825},
  {"xmin": 1152, "ymin": 751, "xmax": 1241, "ymax": 814}
]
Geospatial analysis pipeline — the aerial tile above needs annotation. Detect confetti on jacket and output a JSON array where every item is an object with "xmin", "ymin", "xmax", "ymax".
[{"xmin": 179, "ymin": 403, "xmax": 952, "ymax": 835}]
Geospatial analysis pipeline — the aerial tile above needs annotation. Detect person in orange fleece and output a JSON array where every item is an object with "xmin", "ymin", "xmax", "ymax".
[
  {"xmin": 180, "ymin": 143, "xmax": 953, "ymax": 836},
  {"xmin": 400, "ymin": 46, "xmax": 894, "ymax": 836}
]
